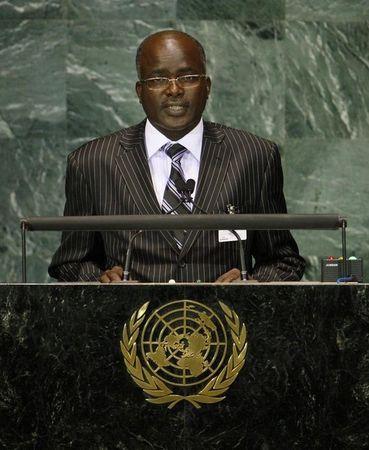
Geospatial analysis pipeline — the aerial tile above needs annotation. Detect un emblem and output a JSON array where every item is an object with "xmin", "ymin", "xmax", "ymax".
[{"xmin": 120, "ymin": 300, "xmax": 247, "ymax": 409}]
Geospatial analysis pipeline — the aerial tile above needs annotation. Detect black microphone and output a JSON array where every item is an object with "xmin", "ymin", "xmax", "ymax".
[
  {"xmin": 176, "ymin": 179, "xmax": 248, "ymax": 282},
  {"xmin": 176, "ymin": 178, "xmax": 207, "ymax": 213},
  {"xmin": 176, "ymin": 178, "xmax": 196, "ymax": 203}
]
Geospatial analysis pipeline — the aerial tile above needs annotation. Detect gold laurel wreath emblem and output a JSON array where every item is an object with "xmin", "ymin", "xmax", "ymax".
[{"xmin": 120, "ymin": 301, "xmax": 247, "ymax": 409}]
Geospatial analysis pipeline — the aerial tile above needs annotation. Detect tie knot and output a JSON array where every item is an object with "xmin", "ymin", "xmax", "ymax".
[{"xmin": 164, "ymin": 143, "xmax": 187, "ymax": 161}]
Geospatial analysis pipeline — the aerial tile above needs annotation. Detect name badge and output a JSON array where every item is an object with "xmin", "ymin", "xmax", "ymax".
[{"xmin": 218, "ymin": 230, "xmax": 247, "ymax": 242}]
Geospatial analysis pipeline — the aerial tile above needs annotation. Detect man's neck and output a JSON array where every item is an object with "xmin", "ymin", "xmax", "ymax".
[
  {"xmin": 147, "ymin": 120, "xmax": 203, "ymax": 142},
  {"xmin": 145, "ymin": 119, "xmax": 203, "ymax": 161}
]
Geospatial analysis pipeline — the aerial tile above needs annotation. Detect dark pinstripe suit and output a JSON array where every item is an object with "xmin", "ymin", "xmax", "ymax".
[{"xmin": 48, "ymin": 120, "xmax": 305, "ymax": 282}]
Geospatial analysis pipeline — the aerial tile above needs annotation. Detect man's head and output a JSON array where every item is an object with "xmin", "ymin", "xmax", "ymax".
[{"xmin": 135, "ymin": 30, "xmax": 211, "ymax": 141}]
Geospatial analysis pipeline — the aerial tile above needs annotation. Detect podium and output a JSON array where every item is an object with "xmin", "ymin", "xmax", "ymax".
[{"xmin": 1, "ymin": 283, "xmax": 368, "ymax": 449}]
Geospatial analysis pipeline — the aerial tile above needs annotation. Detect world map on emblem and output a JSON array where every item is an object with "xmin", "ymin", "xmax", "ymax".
[{"xmin": 140, "ymin": 300, "xmax": 228, "ymax": 387}]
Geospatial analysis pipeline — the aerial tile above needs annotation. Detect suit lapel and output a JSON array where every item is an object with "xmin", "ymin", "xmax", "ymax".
[
  {"xmin": 179, "ymin": 122, "xmax": 230, "ymax": 258},
  {"xmin": 115, "ymin": 121, "xmax": 180, "ymax": 254}
]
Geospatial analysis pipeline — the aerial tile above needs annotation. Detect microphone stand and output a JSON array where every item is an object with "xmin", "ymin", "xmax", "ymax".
[{"xmin": 123, "ymin": 230, "xmax": 142, "ymax": 282}]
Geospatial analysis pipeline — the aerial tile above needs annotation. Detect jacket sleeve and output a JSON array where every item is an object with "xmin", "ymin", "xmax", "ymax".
[
  {"xmin": 250, "ymin": 144, "xmax": 305, "ymax": 281},
  {"xmin": 48, "ymin": 152, "xmax": 106, "ymax": 281}
]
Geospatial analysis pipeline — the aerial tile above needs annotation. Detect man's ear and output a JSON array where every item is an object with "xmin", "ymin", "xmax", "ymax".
[
  {"xmin": 206, "ymin": 77, "xmax": 211, "ymax": 98},
  {"xmin": 136, "ymin": 81, "xmax": 142, "ymax": 103}
]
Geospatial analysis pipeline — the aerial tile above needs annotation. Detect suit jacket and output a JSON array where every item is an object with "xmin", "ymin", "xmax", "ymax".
[{"xmin": 48, "ymin": 120, "xmax": 305, "ymax": 282}]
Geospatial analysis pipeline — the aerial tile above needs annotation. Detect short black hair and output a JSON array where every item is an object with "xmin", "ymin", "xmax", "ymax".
[{"xmin": 136, "ymin": 30, "xmax": 207, "ymax": 79}]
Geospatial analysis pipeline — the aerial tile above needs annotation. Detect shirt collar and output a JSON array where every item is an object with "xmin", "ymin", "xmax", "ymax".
[{"xmin": 145, "ymin": 119, "xmax": 203, "ymax": 161}]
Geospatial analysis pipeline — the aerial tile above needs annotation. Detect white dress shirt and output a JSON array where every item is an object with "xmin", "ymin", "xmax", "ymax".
[{"xmin": 144, "ymin": 119, "xmax": 203, "ymax": 207}]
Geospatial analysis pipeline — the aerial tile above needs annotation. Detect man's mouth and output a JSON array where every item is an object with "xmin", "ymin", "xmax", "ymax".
[{"xmin": 163, "ymin": 103, "xmax": 189, "ymax": 115}]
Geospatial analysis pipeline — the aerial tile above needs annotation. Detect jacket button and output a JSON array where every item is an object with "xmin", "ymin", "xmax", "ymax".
[{"xmin": 178, "ymin": 261, "xmax": 186, "ymax": 268}]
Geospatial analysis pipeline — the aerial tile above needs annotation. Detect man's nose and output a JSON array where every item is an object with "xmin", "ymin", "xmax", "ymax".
[{"xmin": 165, "ymin": 78, "xmax": 184, "ymax": 95}]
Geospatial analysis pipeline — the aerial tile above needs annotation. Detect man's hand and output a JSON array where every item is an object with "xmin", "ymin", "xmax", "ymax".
[
  {"xmin": 99, "ymin": 266, "xmax": 123, "ymax": 283},
  {"xmin": 215, "ymin": 268, "xmax": 241, "ymax": 283}
]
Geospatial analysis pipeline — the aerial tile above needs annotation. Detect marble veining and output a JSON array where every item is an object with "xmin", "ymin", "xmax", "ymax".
[{"xmin": 287, "ymin": 0, "xmax": 369, "ymax": 21}]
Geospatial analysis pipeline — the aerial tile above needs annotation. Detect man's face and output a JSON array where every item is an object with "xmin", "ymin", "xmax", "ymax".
[{"xmin": 136, "ymin": 33, "xmax": 211, "ymax": 141}]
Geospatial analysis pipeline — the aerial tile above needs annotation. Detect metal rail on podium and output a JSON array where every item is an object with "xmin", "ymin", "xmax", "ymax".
[{"xmin": 20, "ymin": 214, "xmax": 347, "ymax": 282}]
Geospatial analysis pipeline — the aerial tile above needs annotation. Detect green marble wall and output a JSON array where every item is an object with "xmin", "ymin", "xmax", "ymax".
[{"xmin": 0, "ymin": 1, "xmax": 368, "ymax": 282}]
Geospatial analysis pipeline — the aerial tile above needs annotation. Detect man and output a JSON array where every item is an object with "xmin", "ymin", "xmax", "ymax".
[{"xmin": 49, "ymin": 30, "xmax": 305, "ymax": 283}]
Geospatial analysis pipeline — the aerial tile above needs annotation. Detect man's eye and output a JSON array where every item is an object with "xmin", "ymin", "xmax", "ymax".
[
  {"xmin": 151, "ymin": 78, "xmax": 166, "ymax": 85},
  {"xmin": 181, "ymin": 75, "xmax": 197, "ymax": 82},
  {"xmin": 179, "ymin": 75, "xmax": 200, "ymax": 85},
  {"xmin": 145, "ymin": 78, "xmax": 167, "ymax": 89}
]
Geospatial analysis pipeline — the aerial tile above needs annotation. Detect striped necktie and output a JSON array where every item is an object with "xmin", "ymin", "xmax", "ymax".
[{"xmin": 161, "ymin": 143, "xmax": 191, "ymax": 248}]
